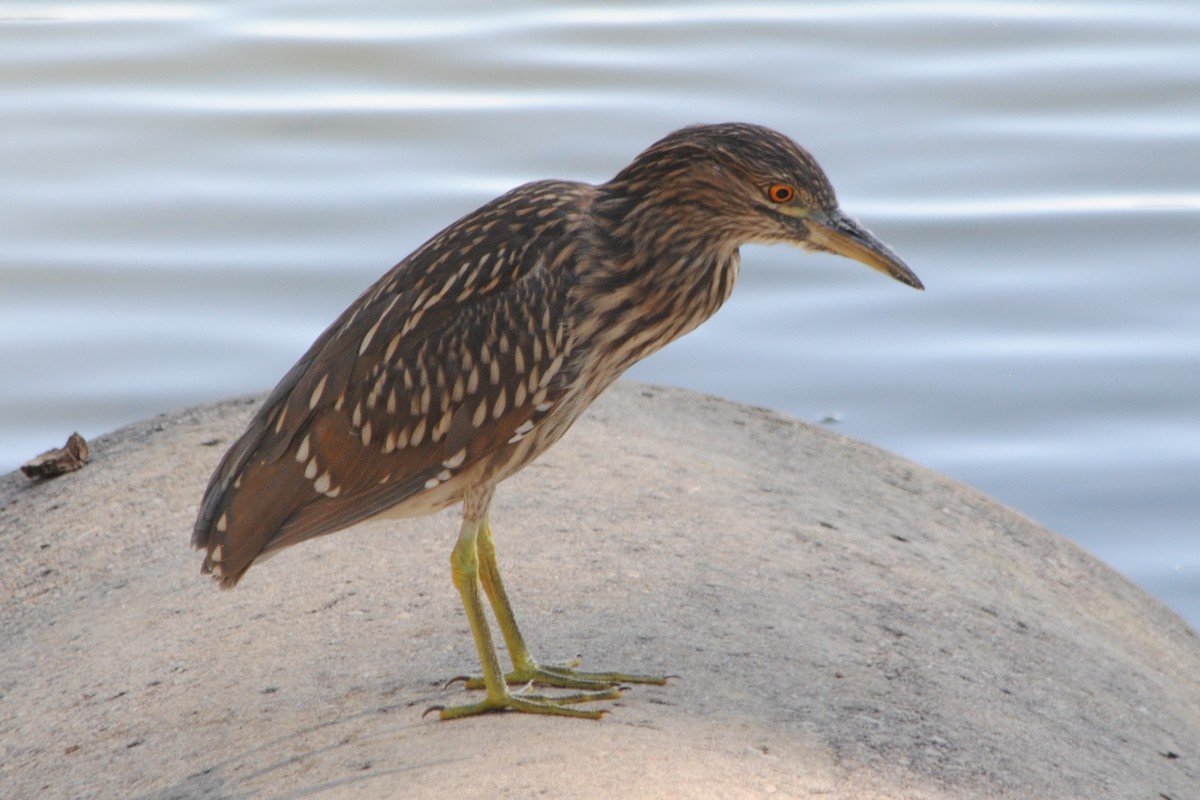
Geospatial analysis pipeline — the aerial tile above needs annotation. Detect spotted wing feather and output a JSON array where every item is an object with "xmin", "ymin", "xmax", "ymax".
[{"xmin": 192, "ymin": 180, "xmax": 591, "ymax": 587}]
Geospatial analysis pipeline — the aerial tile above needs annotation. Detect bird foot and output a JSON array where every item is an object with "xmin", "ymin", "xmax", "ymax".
[
  {"xmin": 425, "ymin": 683, "xmax": 624, "ymax": 721},
  {"xmin": 454, "ymin": 657, "xmax": 669, "ymax": 691}
]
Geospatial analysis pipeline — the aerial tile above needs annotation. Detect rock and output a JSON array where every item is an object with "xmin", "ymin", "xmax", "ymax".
[
  {"xmin": 2, "ymin": 382, "xmax": 1197, "ymax": 799},
  {"xmin": 18, "ymin": 431, "xmax": 90, "ymax": 480}
]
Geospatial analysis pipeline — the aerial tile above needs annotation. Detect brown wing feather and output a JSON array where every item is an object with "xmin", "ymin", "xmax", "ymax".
[{"xmin": 193, "ymin": 180, "xmax": 592, "ymax": 587}]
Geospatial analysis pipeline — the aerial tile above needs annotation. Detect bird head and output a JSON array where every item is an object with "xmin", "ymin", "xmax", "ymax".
[{"xmin": 605, "ymin": 123, "xmax": 923, "ymax": 290}]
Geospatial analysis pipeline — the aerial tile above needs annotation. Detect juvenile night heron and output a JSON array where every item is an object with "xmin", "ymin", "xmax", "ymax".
[{"xmin": 193, "ymin": 122, "xmax": 922, "ymax": 720}]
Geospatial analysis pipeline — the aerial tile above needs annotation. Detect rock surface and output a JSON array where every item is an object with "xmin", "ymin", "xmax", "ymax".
[{"xmin": 2, "ymin": 382, "xmax": 1197, "ymax": 799}]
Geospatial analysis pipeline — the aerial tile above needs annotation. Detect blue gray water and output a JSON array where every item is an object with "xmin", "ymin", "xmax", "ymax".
[{"xmin": 2, "ymin": 2, "xmax": 1197, "ymax": 627}]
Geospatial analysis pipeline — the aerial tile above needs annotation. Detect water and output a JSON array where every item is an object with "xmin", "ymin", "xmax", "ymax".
[{"xmin": 2, "ymin": 2, "xmax": 1197, "ymax": 627}]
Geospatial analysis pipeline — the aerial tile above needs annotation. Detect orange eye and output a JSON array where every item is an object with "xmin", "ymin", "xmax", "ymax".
[{"xmin": 768, "ymin": 184, "xmax": 795, "ymax": 203}]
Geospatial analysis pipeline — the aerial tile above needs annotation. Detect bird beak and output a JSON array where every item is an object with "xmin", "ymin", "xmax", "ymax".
[{"xmin": 804, "ymin": 210, "xmax": 923, "ymax": 290}]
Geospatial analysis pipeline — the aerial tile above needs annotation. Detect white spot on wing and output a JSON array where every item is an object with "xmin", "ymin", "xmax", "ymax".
[
  {"xmin": 313, "ymin": 472, "xmax": 332, "ymax": 494},
  {"xmin": 294, "ymin": 434, "xmax": 311, "ymax": 463},
  {"xmin": 433, "ymin": 409, "xmax": 453, "ymax": 441},
  {"xmin": 385, "ymin": 332, "xmax": 402, "ymax": 362},
  {"xmin": 309, "ymin": 374, "xmax": 328, "ymax": 410},
  {"xmin": 359, "ymin": 316, "xmax": 383, "ymax": 356},
  {"xmin": 508, "ymin": 419, "xmax": 535, "ymax": 444},
  {"xmin": 438, "ymin": 273, "xmax": 457, "ymax": 301},
  {"xmin": 400, "ymin": 309, "xmax": 425, "ymax": 336},
  {"xmin": 542, "ymin": 353, "xmax": 564, "ymax": 387},
  {"xmin": 360, "ymin": 295, "xmax": 400, "ymax": 355}
]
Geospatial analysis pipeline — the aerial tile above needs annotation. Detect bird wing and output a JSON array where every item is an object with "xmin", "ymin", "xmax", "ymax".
[{"xmin": 193, "ymin": 180, "xmax": 591, "ymax": 586}]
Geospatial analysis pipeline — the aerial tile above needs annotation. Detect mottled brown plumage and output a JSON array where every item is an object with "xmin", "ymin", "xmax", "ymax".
[{"xmin": 193, "ymin": 123, "xmax": 921, "ymax": 719}]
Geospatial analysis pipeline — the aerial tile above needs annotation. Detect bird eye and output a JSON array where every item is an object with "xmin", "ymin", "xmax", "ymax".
[{"xmin": 767, "ymin": 184, "xmax": 795, "ymax": 203}]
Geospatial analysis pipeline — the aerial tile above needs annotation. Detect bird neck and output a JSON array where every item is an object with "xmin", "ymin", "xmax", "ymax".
[{"xmin": 572, "ymin": 193, "xmax": 742, "ymax": 375}]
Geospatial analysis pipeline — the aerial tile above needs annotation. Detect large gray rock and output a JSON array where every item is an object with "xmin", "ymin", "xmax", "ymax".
[{"xmin": 2, "ymin": 383, "xmax": 1196, "ymax": 799}]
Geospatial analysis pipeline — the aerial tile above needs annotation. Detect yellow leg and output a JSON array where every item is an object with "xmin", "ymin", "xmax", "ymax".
[
  {"xmin": 470, "ymin": 512, "xmax": 668, "ymax": 691},
  {"xmin": 431, "ymin": 492, "xmax": 622, "ymax": 721}
]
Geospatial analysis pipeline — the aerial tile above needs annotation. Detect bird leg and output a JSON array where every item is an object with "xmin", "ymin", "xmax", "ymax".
[
  {"xmin": 432, "ymin": 500, "xmax": 622, "ymax": 720},
  {"xmin": 468, "ymin": 512, "xmax": 668, "ymax": 691}
]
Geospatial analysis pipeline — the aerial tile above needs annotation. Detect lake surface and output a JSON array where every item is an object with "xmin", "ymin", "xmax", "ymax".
[{"xmin": 2, "ymin": 2, "xmax": 1197, "ymax": 627}]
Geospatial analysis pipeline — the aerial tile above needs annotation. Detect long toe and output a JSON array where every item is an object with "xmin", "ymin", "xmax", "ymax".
[
  {"xmin": 462, "ymin": 658, "xmax": 669, "ymax": 691},
  {"xmin": 431, "ymin": 686, "xmax": 623, "ymax": 721}
]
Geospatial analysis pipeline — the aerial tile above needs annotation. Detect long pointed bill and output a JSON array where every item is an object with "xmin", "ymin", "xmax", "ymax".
[{"xmin": 805, "ymin": 211, "xmax": 923, "ymax": 290}]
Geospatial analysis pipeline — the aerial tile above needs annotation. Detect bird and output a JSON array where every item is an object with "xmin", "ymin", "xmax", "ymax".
[{"xmin": 192, "ymin": 122, "xmax": 922, "ymax": 720}]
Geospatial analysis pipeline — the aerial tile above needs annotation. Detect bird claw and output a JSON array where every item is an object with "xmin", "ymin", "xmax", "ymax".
[{"xmin": 442, "ymin": 674, "xmax": 472, "ymax": 689}]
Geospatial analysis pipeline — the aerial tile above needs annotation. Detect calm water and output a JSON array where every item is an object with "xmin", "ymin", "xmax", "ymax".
[{"xmin": 3, "ymin": 2, "xmax": 1198, "ymax": 627}]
